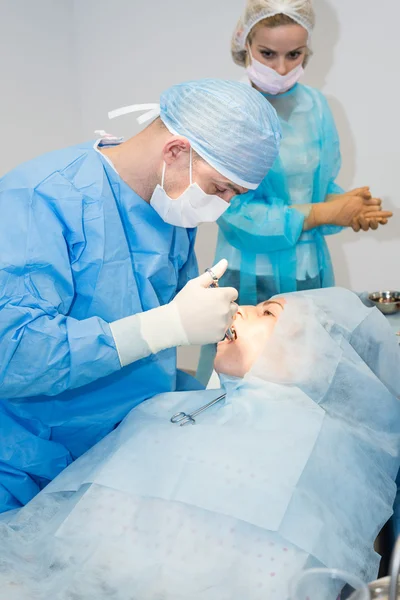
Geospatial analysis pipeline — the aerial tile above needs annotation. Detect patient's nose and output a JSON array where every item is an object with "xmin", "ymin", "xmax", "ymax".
[{"xmin": 235, "ymin": 307, "xmax": 249, "ymax": 320}]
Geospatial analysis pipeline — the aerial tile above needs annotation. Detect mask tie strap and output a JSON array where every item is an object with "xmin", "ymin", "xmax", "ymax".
[
  {"xmin": 161, "ymin": 162, "xmax": 166, "ymax": 189},
  {"xmin": 247, "ymin": 44, "xmax": 254, "ymax": 63},
  {"xmin": 189, "ymin": 145, "xmax": 193, "ymax": 185},
  {"xmin": 94, "ymin": 129, "xmax": 124, "ymax": 146},
  {"xmin": 108, "ymin": 103, "xmax": 161, "ymax": 125}
]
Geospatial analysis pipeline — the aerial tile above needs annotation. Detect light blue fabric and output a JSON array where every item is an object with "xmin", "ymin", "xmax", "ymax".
[
  {"xmin": 215, "ymin": 84, "xmax": 344, "ymax": 305},
  {"xmin": 0, "ymin": 289, "xmax": 397, "ymax": 599},
  {"xmin": 358, "ymin": 292, "xmax": 400, "ymax": 543},
  {"xmin": 197, "ymin": 84, "xmax": 344, "ymax": 385},
  {"xmin": 160, "ymin": 79, "xmax": 282, "ymax": 189},
  {"xmin": 0, "ymin": 141, "xmax": 199, "ymax": 513}
]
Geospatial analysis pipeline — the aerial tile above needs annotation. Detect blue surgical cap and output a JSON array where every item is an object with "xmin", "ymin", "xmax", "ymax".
[
  {"xmin": 109, "ymin": 79, "xmax": 281, "ymax": 190},
  {"xmin": 159, "ymin": 79, "xmax": 281, "ymax": 190}
]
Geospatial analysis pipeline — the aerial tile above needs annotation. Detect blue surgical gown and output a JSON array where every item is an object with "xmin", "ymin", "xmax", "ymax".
[
  {"xmin": 0, "ymin": 141, "xmax": 199, "ymax": 512},
  {"xmin": 197, "ymin": 84, "xmax": 344, "ymax": 385},
  {"xmin": 215, "ymin": 83, "xmax": 344, "ymax": 305}
]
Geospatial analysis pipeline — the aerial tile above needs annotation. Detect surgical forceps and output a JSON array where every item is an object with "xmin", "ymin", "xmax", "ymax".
[
  {"xmin": 205, "ymin": 268, "xmax": 237, "ymax": 342},
  {"xmin": 170, "ymin": 392, "xmax": 226, "ymax": 426}
]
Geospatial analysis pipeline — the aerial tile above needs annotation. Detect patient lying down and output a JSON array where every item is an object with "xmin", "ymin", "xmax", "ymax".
[{"xmin": 1, "ymin": 288, "xmax": 400, "ymax": 600}]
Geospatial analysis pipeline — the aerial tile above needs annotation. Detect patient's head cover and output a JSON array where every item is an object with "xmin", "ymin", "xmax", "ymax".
[
  {"xmin": 0, "ymin": 288, "xmax": 398, "ymax": 599},
  {"xmin": 249, "ymin": 287, "xmax": 400, "ymax": 400},
  {"xmin": 219, "ymin": 287, "xmax": 400, "ymax": 580}
]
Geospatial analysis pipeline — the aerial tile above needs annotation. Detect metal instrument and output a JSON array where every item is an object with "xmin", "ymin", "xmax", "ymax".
[
  {"xmin": 368, "ymin": 291, "xmax": 400, "ymax": 316},
  {"xmin": 349, "ymin": 536, "xmax": 400, "ymax": 599},
  {"xmin": 205, "ymin": 268, "xmax": 237, "ymax": 342},
  {"xmin": 388, "ymin": 537, "xmax": 400, "ymax": 600},
  {"xmin": 170, "ymin": 392, "xmax": 226, "ymax": 426}
]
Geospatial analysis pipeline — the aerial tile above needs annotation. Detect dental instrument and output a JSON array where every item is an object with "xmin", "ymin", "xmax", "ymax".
[
  {"xmin": 170, "ymin": 392, "xmax": 226, "ymax": 426},
  {"xmin": 205, "ymin": 267, "xmax": 237, "ymax": 342}
]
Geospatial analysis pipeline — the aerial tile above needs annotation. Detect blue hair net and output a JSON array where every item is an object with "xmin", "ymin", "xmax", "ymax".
[{"xmin": 160, "ymin": 79, "xmax": 281, "ymax": 190}]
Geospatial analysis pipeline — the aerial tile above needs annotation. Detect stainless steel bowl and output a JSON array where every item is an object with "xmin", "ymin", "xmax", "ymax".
[
  {"xmin": 367, "ymin": 577, "xmax": 393, "ymax": 599},
  {"xmin": 349, "ymin": 537, "xmax": 400, "ymax": 600},
  {"xmin": 349, "ymin": 577, "xmax": 399, "ymax": 599},
  {"xmin": 369, "ymin": 291, "xmax": 400, "ymax": 315}
]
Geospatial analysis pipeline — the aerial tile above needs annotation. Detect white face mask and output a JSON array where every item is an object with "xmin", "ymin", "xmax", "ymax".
[
  {"xmin": 150, "ymin": 148, "xmax": 229, "ymax": 228},
  {"xmin": 246, "ymin": 47, "xmax": 304, "ymax": 95}
]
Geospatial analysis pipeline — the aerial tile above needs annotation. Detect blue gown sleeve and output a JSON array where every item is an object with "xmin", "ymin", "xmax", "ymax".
[
  {"xmin": 218, "ymin": 187, "xmax": 305, "ymax": 254},
  {"xmin": 317, "ymin": 92, "xmax": 344, "ymax": 237},
  {"xmin": 0, "ymin": 186, "xmax": 121, "ymax": 399},
  {"xmin": 218, "ymin": 88, "xmax": 346, "ymax": 253}
]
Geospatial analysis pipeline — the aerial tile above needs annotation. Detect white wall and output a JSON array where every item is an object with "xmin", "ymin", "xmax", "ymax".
[
  {"xmin": 71, "ymin": 0, "xmax": 245, "ymax": 140},
  {"xmin": 3, "ymin": 0, "xmax": 399, "ymax": 372},
  {"xmin": 0, "ymin": 0, "xmax": 82, "ymax": 175}
]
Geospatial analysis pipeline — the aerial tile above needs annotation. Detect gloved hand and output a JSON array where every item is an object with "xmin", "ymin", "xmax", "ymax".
[
  {"xmin": 110, "ymin": 260, "xmax": 238, "ymax": 367},
  {"xmin": 351, "ymin": 209, "xmax": 392, "ymax": 232},
  {"xmin": 348, "ymin": 188, "xmax": 393, "ymax": 231},
  {"xmin": 307, "ymin": 187, "xmax": 392, "ymax": 230},
  {"xmin": 171, "ymin": 259, "xmax": 238, "ymax": 345},
  {"xmin": 336, "ymin": 187, "xmax": 391, "ymax": 231}
]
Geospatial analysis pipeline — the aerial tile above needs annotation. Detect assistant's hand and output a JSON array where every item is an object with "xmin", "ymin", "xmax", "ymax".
[
  {"xmin": 309, "ymin": 192, "xmax": 368, "ymax": 228},
  {"xmin": 345, "ymin": 187, "xmax": 392, "ymax": 231},
  {"xmin": 318, "ymin": 187, "xmax": 392, "ymax": 230}
]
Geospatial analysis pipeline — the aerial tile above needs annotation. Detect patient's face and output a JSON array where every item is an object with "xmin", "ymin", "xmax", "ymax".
[{"xmin": 214, "ymin": 299, "xmax": 286, "ymax": 377}]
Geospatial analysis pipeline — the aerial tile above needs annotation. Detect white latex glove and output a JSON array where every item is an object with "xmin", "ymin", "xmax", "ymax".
[
  {"xmin": 173, "ymin": 259, "xmax": 238, "ymax": 345},
  {"xmin": 110, "ymin": 259, "xmax": 238, "ymax": 367}
]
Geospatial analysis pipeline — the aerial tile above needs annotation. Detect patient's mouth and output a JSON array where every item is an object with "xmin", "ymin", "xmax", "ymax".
[
  {"xmin": 225, "ymin": 325, "xmax": 237, "ymax": 342},
  {"xmin": 218, "ymin": 325, "xmax": 237, "ymax": 345}
]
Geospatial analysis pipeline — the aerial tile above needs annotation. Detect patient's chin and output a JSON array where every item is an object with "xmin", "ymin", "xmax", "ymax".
[
  {"xmin": 214, "ymin": 345, "xmax": 249, "ymax": 378},
  {"xmin": 214, "ymin": 361, "xmax": 247, "ymax": 378}
]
